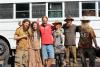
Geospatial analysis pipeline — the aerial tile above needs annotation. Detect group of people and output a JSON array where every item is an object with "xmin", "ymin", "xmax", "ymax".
[{"xmin": 14, "ymin": 16, "xmax": 99, "ymax": 67}]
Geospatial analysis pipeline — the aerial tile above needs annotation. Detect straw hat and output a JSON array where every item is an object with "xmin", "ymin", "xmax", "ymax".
[
  {"xmin": 64, "ymin": 16, "xmax": 74, "ymax": 21},
  {"xmin": 81, "ymin": 16, "xmax": 90, "ymax": 22}
]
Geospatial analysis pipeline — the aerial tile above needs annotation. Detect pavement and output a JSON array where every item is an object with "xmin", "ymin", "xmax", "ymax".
[
  {"xmin": 51, "ymin": 57, "xmax": 100, "ymax": 67},
  {"xmin": 64, "ymin": 57, "xmax": 100, "ymax": 67}
]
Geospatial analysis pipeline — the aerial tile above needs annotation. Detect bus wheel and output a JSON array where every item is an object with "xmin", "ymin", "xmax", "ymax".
[{"xmin": 0, "ymin": 39, "xmax": 10, "ymax": 66}]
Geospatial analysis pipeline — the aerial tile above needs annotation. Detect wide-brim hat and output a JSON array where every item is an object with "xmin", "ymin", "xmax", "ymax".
[
  {"xmin": 64, "ymin": 16, "xmax": 74, "ymax": 21},
  {"xmin": 52, "ymin": 21, "xmax": 62, "ymax": 26},
  {"xmin": 81, "ymin": 16, "xmax": 90, "ymax": 22}
]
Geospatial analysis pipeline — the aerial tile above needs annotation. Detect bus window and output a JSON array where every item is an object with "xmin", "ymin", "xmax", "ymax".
[
  {"xmin": 48, "ymin": 3, "xmax": 62, "ymax": 18},
  {"xmin": 82, "ymin": 2, "xmax": 95, "ymax": 16},
  {"xmin": 65, "ymin": 2, "xmax": 79, "ymax": 17},
  {"xmin": 0, "ymin": 4, "xmax": 13, "ymax": 19},
  {"xmin": 16, "ymin": 3, "xmax": 29, "ymax": 18},
  {"xmin": 98, "ymin": 2, "xmax": 100, "ymax": 17},
  {"xmin": 32, "ymin": 3, "xmax": 46, "ymax": 18}
]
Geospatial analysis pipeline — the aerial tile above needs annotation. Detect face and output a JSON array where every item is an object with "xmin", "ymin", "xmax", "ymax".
[
  {"xmin": 32, "ymin": 23, "xmax": 38, "ymax": 30},
  {"xmin": 23, "ymin": 22, "xmax": 30, "ymax": 31},
  {"xmin": 42, "ymin": 17, "xmax": 48, "ymax": 24},
  {"xmin": 55, "ymin": 24, "xmax": 61, "ymax": 29},
  {"xmin": 66, "ymin": 20, "xmax": 72, "ymax": 27}
]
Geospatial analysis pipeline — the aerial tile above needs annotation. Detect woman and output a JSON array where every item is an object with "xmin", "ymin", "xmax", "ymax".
[
  {"xmin": 78, "ymin": 18, "xmax": 99, "ymax": 67},
  {"xmin": 29, "ymin": 21, "xmax": 42, "ymax": 67}
]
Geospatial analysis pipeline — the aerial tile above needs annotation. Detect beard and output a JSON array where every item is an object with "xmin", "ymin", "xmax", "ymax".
[
  {"xmin": 42, "ymin": 23, "xmax": 47, "ymax": 27},
  {"xmin": 23, "ymin": 26, "xmax": 29, "ymax": 31}
]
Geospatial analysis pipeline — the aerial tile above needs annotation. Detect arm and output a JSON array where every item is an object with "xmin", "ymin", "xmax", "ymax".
[
  {"xmin": 93, "ymin": 38, "xmax": 99, "ymax": 48},
  {"xmin": 60, "ymin": 29, "xmax": 64, "ymax": 44},
  {"xmin": 52, "ymin": 31, "xmax": 56, "ymax": 44},
  {"xmin": 14, "ymin": 27, "xmax": 27, "ymax": 40},
  {"xmin": 60, "ymin": 34, "xmax": 63, "ymax": 45},
  {"xmin": 76, "ymin": 26, "xmax": 81, "ymax": 32},
  {"xmin": 14, "ymin": 34, "xmax": 27, "ymax": 40},
  {"xmin": 36, "ymin": 18, "xmax": 40, "ymax": 25},
  {"xmin": 91, "ymin": 28, "xmax": 99, "ymax": 48}
]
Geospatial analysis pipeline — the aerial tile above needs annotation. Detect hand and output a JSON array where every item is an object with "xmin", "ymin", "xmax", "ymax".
[
  {"xmin": 94, "ymin": 45, "xmax": 100, "ymax": 51},
  {"xmin": 95, "ymin": 46, "xmax": 99, "ymax": 49},
  {"xmin": 37, "ymin": 18, "xmax": 40, "ymax": 24},
  {"xmin": 22, "ymin": 34, "xmax": 28, "ymax": 39}
]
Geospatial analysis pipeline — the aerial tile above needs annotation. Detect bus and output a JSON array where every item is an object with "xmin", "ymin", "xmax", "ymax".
[{"xmin": 0, "ymin": 0, "xmax": 100, "ymax": 64}]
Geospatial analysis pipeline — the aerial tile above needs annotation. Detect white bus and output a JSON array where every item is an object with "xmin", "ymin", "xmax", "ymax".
[{"xmin": 0, "ymin": 0, "xmax": 100, "ymax": 61}]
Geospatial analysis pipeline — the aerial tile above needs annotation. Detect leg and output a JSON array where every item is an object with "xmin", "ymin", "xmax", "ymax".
[
  {"xmin": 55, "ymin": 54, "xmax": 59, "ymax": 67},
  {"xmin": 36, "ymin": 50, "xmax": 43, "ymax": 67},
  {"xmin": 47, "ymin": 45, "xmax": 55, "ymax": 67},
  {"xmin": 41, "ymin": 45, "xmax": 48, "ymax": 67},
  {"xmin": 15, "ymin": 50, "xmax": 23, "ymax": 67},
  {"xmin": 59, "ymin": 53, "xmax": 65, "ymax": 67},
  {"xmin": 65, "ymin": 46, "xmax": 70, "ymax": 64},
  {"xmin": 88, "ymin": 48, "xmax": 96, "ymax": 67},
  {"xmin": 47, "ymin": 59, "xmax": 54, "ymax": 67},
  {"xmin": 29, "ymin": 49, "xmax": 36, "ymax": 67},
  {"xmin": 22, "ymin": 50, "xmax": 28, "ymax": 67},
  {"xmin": 71, "ymin": 46, "xmax": 77, "ymax": 63},
  {"xmin": 79, "ymin": 49, "xmax": 87, "ymax": 67}
]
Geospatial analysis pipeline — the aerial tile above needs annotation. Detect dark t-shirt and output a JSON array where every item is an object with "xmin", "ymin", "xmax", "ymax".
[{"xmin": 63, "ymin": 24, "xmax": 77, "ymax": 46}]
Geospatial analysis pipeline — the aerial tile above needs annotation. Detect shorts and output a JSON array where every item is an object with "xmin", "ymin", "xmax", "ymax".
[{"xmin": 41, "ymin": 45, "xmax": 55, "ymax": 60}]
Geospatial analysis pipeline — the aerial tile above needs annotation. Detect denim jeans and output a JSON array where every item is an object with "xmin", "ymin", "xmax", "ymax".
[
  {"xmin": 41, "ymin": 45, "xmax": 55, "ymax": 60},
  {"xmin": 79, "ymin": 48, "xmax": 96, "ymax": 67}
]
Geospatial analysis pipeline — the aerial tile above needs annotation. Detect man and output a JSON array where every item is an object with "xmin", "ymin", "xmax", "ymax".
[
  {"xmin": 52, "ymin": 21, "xmax": 65, "ymax": 67},
  {"xmin": 14, "ymin": 19, "xmax": 31, "ymax": 67},
  {"xmin": 78, "ymin": 17, "xmax": 99, "ymax": 67},
  {"xmin": 39, "ymin": 16, "xmax": 55, "ymax": 67},
  {"xmin": 63, "ymin": 16, "xmax": 77, "ymax": 65}
]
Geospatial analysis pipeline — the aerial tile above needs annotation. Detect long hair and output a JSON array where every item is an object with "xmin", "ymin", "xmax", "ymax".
[
  {"xmin": 21, "ymin": 19, "xmax": 31, "ymax": 36},
  {"xmin": 81, "ymin": 22, "xmax": 92, "ymax": 32},
  {"xmin": 31, "ymin": 21, "xmax": 40, "ymax": 38},
  {"xmin": 22, "ymin": 19, "xmax": 31, "ymax": 26}
]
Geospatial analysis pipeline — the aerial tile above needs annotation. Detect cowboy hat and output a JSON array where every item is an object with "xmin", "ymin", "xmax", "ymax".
[
  {"xmin": 52, "ymin": 21, "xmax": 62, "ymax": 26},
  {"xmin": 81, "ymin": 16, "xmax": 90, "ymax": 22},
  {"xmin": 64, "ymin": 16, "xmax": 74, "ymax": 21}
]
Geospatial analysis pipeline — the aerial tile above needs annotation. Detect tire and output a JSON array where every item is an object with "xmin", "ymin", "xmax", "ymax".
[{"xmin": 0, "ymin": 39, "xmax": 10, "ymax": 66}]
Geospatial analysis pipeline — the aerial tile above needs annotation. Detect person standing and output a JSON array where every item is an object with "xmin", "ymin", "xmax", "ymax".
[
  {"xmin": 63, "ymin": 16, "xmax": 77, "ymax": 65},
  {"xmin": 39, "ymin": 16, "xmax": 55, "ymax": 67},
  {"xmin": 14, "ymin": 19, "xmax": 31, "ymax": 67},
  {"xmin": 28, "ymin": 21, "xmax": 42, "ymax": 67},
  {"xmin": 52, "ymin": 21, "xmax": 65, "ymax": 67},
  {"xmin": 78, "ymin": 17, "xmax": 99, "ymax": 67}
]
